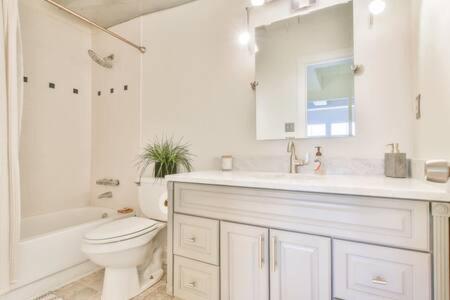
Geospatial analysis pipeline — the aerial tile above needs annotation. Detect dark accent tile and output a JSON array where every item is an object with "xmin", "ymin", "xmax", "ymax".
[
  {"xmin": 124, "ymin": 85, "xmax": 128, "ymax": 91},
  {"xmin": 110, "ymin": 88, "xmax": 114, "ymax": 94},
  {"xmin": 23, "ymin": 76, "xmax": 28, "ymax": 83},
  {"xmin": 49, "ymin": 82, "xmax": 55, "ymax": 89},
  {"xmin": 73, "ymin": 88, "xmax": 79, "ymax": 94},
  {"xmin": 98, "ymin": 91, "xmax": 101, "ymax": 96}
]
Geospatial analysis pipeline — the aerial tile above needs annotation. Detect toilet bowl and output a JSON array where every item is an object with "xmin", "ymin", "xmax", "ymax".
[{"xmin": 82, "ymin": 180, "xmax": 168, "ymax": 300}]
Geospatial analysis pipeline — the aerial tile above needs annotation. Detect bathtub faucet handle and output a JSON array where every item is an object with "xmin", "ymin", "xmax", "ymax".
[{"xmin": 96, "ymin": 178, "xmax": 120, "ymax": 186}]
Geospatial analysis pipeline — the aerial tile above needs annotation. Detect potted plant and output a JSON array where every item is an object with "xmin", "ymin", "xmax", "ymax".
[{"xmin": 138, "ymin": 137, "xmax": 193, "ymax": 179}]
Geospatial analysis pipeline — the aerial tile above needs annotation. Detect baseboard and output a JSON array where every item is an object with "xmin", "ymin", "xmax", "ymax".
[{"xmin": 0, "ymin": 261, "xmax": 100, "ymax": 300}]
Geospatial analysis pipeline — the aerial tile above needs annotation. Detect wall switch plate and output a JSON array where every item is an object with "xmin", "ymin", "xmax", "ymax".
[
  {"xmin": 415, "ymin": 94, "xmax": 421, "ymax": 119},
  {"xmin": 285, "ymin": 122, "xmax": 295, "ymax": 133}
]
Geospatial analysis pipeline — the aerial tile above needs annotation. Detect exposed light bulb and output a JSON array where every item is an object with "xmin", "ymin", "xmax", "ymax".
[
  {"xmin": 251, "ymin": 0, "xmax": 265, "ymax": 6},
  {"xmin": 369, "ymin": 0, "xmax": 386, "ymax": 15},
  {"xmin": 238, "ymin": 31, "xmax": 250, "ymax": 45}
]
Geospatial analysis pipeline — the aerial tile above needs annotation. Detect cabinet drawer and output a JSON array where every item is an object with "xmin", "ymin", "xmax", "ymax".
[
  {"xmin": 174, "ymin": 214, "xmax": 219, "ymax": 265},
  {"xmin": 174, "ymin": 256, "xmax": 219, "ymax": 300},
  {"xmin": 333, "ymin": 240, "xmax": 431, "ymax": 300},
  {"xmin": 174, "ymin": 183, "xmax": 430, "ymax": 251}
]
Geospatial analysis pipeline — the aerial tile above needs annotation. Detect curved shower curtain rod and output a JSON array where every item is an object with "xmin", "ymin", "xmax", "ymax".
[{"xmin": 43, "ymin": 0, "xmax": 147, "ymax": 53}]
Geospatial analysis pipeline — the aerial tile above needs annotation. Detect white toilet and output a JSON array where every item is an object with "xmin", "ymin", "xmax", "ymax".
[{"xmin": 82, "ymin": 180, "xmax": 168, "ymax": 300}]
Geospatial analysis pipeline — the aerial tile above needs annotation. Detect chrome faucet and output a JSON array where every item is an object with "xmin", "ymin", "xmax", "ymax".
[
  {"xmin": 287, "ymin": 139, "xmax": 308, "ymax": 173},
  {"xmin": 98, "ymin": 191, "xmax": 113, "ymax": 199}
]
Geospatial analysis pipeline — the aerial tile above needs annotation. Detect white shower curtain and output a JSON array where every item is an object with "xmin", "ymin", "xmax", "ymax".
[{"xmin": 0, "ymin": 0, "xmax": 22, "ymax": 294}]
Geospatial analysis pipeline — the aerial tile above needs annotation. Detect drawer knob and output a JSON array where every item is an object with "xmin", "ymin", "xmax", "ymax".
[
  {"xmin": 184, "ymin": 281, "xmax": 197, "ymax": 289},
  {"xmin": 372, "ymin": 276, "xmax": 388, "ymax": 285}
]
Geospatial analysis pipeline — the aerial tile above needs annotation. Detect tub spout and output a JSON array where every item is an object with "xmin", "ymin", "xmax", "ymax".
[{"xmin": 98, "ymin": 191, "xmax": 112, "ymax": 199}]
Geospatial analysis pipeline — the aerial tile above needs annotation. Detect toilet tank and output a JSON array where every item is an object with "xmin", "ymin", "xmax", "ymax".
[{"xmin": 138, "ymin": 178, "xmax": 168, "ymax": 221}]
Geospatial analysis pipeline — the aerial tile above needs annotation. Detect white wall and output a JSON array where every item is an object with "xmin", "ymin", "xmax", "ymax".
[
  {"xmin": 412, "ymin": 0, "xmax": 450, "ymax": 161},
  {"xmin": 137, "ymin": 0, "xmax": 414, "ymax": 170},
  {"xmin": 19, "ymin": 1, "xmax": 92, "ymax": 217}
]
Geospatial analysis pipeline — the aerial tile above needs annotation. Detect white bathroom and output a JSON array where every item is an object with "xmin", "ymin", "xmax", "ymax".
[{"xmin": 0, "ymin": 0, "xmax": 449, "ymax": 299}]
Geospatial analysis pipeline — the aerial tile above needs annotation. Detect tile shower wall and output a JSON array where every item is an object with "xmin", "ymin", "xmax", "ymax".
[
  {"xmin": 20, "ymin": 0, "xmax": 92, "ymax": 217},
  {"xmin": 90, "ymin": 20, "xmax": 141, "ymax": 212}
]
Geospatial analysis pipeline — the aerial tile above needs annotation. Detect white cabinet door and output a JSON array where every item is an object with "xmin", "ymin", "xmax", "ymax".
[
  {"xmin": 220, "ymin": 222, "xmax": 269, "ymax": 300},
  {"xmin": 270, "ymin": 229, "xmax": 331, "ymax": 300}
]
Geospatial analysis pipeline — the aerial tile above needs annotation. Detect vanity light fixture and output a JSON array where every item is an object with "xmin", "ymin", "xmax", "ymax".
[
  {"xmin": 291, "ymin": 0, "xmax": 316, "ymax": 11},
  {"xmin": 369, "ymin": 0, "xmax": 386, "ymax": 15},
  {"xmin": 238, "ymin": 31, "xmax": 251, "ymax": 45},
  {"xmin": 251, "ymin": 0, "xmax": 265, "ymax": 7},
  {"xmin": 238, "ymin": 7, "xmax": 259, "ymax": 54},
  {"xmin": 238, "ymin": 7, "xmax": 252, "ymax": 47}
]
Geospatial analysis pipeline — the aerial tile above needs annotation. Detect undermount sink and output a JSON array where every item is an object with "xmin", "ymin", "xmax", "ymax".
[{"xmin": 226, "ymin": 171, "xmax": 324, "ymax": 181}]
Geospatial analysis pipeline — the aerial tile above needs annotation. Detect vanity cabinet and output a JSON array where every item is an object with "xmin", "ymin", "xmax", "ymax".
[
  {"xmin": 220, "ymin": 222, "xmax": 269, "ymax": 300},
  {"xmin": 167, "ymin": 182, "xmax": 436, "ymax": 300},
  {"xmin": 270, "ymin": 230, "xmax": 331, "ymax": 300}
]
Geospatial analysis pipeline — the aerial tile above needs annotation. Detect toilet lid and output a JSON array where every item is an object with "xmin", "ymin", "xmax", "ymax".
[{"xmin": 84, "ymin": 217, "xmax": 159, "ymax": 242}]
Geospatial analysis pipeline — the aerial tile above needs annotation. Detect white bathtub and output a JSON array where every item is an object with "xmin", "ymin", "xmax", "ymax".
[{"xmin": 15, "ymin": 207, "xmax": 122, "ymax": 288}]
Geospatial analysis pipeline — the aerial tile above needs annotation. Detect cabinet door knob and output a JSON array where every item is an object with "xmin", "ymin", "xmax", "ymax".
[{"xmin": 372, "ymin": 276, "xmax": 388, "ymax": 285}]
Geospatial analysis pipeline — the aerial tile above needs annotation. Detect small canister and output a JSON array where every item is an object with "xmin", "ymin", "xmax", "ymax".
[
  {"xmin": 221, "ymin": 155, "xmax": 233, "ymax": 171},
  {"xmin": 384, "ymin": 143, "xmax": 408, "ymax": 178}
]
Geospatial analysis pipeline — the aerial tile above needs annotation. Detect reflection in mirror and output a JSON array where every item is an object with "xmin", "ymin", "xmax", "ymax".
[
  {"xmin": 306, "ymin": 57, "xmax": 355, "ymax": 138},
  {"xmin": 255, "ymin": 2, "xmax": 354, "ymax": 140}
]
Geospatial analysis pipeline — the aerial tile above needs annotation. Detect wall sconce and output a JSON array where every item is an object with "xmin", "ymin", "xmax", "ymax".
[
  {"xmin": 251, "ymin": 0, "xmax": 265, "ymax": 6},
  {"xmin": 291, "ymin": 0, "xmax": 316, "ymax": 11},
  {"xmin": 369, "ymin": 0, "xmax": 386, "ymax": 26},
  {"xmin": 369, "ymin": 0, "xmax": 386, "ymax": 15},
  {"xmin": 237, "ymin": 7, "xmax": 259, "ymax": 54}
]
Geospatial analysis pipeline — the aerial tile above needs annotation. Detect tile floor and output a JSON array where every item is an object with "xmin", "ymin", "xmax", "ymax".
[{"xmin": 50, "ymin": 269, "xmax": 179, "ymax": 300}]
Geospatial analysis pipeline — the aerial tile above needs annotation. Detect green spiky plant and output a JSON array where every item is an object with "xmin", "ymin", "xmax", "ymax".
[{"xmin": 138, "ymin": 137, "xmax": 193, "ymax": 179}]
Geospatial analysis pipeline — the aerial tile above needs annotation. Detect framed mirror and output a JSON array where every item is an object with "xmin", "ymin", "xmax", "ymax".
[{"xmin": 255, "ymin": 2, "xmax": 355, "ymax": 140}]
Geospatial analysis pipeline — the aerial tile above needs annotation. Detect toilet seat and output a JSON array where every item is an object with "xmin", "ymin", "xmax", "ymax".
[{"xmin": 83, "ymin": 217, "xmax": 162, "ymax": 245}]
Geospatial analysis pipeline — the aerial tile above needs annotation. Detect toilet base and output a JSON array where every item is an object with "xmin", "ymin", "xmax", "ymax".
[{"xmin": 101, "ymin": 267, "xmax": 163, "ymax": 300}]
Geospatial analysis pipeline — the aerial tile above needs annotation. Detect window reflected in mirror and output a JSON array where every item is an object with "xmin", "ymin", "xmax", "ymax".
[{"xmin": 306, "ymin": 57, "xmax": 355, "ymax": 138}]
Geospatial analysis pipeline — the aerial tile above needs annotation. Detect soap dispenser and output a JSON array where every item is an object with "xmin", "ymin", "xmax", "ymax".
[
  {"xmin": 314, "ymin": 146, "xmax": 325, "ymax": 175},
  {"xmin": 384, "ymin": 143, "xmax": 408, "ymax": 178}
]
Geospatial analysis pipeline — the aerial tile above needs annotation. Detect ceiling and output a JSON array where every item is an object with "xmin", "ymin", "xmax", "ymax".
[{"xmin": 54, "ymin": 0, "xmax": 197, "ymax": 28}]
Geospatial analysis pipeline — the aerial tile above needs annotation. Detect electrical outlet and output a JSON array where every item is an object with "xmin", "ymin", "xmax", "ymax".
[{"xmin": 285, "ymin": 122, "xmax": 295, "ymax": 133}]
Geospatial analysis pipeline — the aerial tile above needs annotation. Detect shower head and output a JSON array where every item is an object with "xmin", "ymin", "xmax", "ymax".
[{"xmin": 88, "ymin": 49, "xmax": 114, "ymax": 69}]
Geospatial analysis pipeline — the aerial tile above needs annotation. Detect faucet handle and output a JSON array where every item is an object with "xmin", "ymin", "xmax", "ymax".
[{"xmin": 304, "ymin": 152, "xmax": 310, "ymax": 165}]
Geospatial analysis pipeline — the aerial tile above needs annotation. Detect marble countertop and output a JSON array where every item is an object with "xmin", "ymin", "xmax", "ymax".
[{"xmin": 166, "ymin": 171, "xmax": 450, "ymax": 202}]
